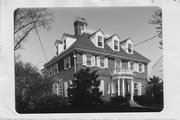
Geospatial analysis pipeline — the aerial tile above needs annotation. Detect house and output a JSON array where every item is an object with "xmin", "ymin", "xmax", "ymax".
[
  {"xmin": 150, "ymin": 56, "xmax": 163, "ymax": 80},
  {"xmin": 43, "ymin": 17, "xmax": 150, "ymax": 101}
]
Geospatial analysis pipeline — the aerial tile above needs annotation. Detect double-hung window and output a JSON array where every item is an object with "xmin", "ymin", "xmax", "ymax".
[
  {"xmin": 64, "ymin": 40, "xmax": 66, "ymax": 50},
  {"xmin": 100, "ymin": 57, "xmax": 105, "ymax": 68},
  {"xmin": 53, "ymin": 83, "xmax": 59, "ymax": 95},
  {"xmin": 115, "ymin": 60, "xmax": 121, "ymax": 73},
  {"xmin": 98, "ymin": 36, "xmax": 103, "ymax": 47},
  {"xmin": 64, "ymin": 56, "xmax": 71, "ymax": 69},
  {"xmin": 114, "ymin": 40, "xmax": 119, "ymax": 50},
  {"xmin": 130, "ymin": 62, "xmax": 134, "ymax": 71},
  {"xmin": 86, "ymin": 55, "xmax": 92, "ymax": 66},
  {"xmin": 139, "ymin": 63, "xmax": 142, "ymax": 72},
  {"xmin": 128, "ymin": 44, "xmax": 132, "ymax": 53},
  {"xmin": 56, "ymin": 45, "xmax": 58, "ymax": 55}
]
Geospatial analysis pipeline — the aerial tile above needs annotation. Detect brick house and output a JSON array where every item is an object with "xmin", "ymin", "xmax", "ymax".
[{"xmin": 43, "ymin": 17, "xmax": 150, "ymax": 101}]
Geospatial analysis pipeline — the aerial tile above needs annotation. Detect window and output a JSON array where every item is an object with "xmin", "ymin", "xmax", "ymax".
[
  {"xmin": 134, "ymin": 82, "xmax": 142, "ymax": 96},
  {"xmin": 107, "ymin": 83, "xmax": 110, "ymax": 94},
  {"xmin": 64, "ymin": 56, "xmax": 71, "ymax": 69},
  {"xmin": 99, "ymin": 80, "xmax": 104, "ymax": 96},
  {"xmin": 64, "ymin": 40, "xmax": 66, "ymax": 50},
  {"xmin": 114, "ymin": 40, "xmax": 119, "ymax": 50},
  {"xmin": 128, "ymin": 44, "xmax": 132, "ymax": 53},
  {"xmin": 56, "ymin": 45, "xmax": 58, "ymax": 55},
  {"xmin": 55, "ymin": 64, "xmax": 58, "ymax": 73},
  {"xmin": 139, "ymin": 63, "xmax": 142, "ymax": 72},
  {"xmin": 100, "ymin": 57, "xmax": 105, "ymax": 67},
  {"xmin": 134, "ymin": 83, "xmax": 138, "ymax": 96},
  {"xmin": 115, "ymin": 60, "xmax": 121, "ymax": 73},
  {"xmin": 53, "ymin": 83, "xmax": 59, "ymax": 95},
  {"xmin": 98, "ymin": 36, "xmax": 103, "ymax": 47},
  {"xmin": 130, "ymin": 62, "xmax": 134, "ymax": 71},
  {"xmin": 86, "ymin": 55, "xmax": 92, "ymax": 66},
  {"xmin": 58, "ymin": 79, "xmax": 63, "ymax": 96}
]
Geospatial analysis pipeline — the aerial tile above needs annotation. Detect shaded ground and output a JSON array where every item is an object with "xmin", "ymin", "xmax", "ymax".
[{"xmin": 21, "ymin": 103, "xmax": 163, "ymax": 113}]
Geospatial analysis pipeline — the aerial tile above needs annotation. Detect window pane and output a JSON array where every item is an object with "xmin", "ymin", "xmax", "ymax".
[
  {"xmin": 114, "ymin": 40, "xmax": 118, "ymax": 50},
  {"xmin": 98, "ymin": 36, "xmax": 102, "ymax": 47},
  {"xmin": 139, "ymin": 64, "xmax": 142, "ymax": 72},
  {"xmin": 130, "ymin": 62, "xmax": 134, "ymax": 70},
  {"xmin": 128, "ymin": 44, "xmax": 132, "ymax": 53},
  {"xmin": 100, "ymin": 57, "xmax": 105, "ymax": 67},
  {"xmin": 87, "ymin": 55, "xmax": 91, "ymax": 65}
]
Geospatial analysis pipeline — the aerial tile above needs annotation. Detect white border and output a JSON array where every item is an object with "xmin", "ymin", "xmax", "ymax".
[{"xmin": 0, "ymin": 0, "xmax": 180, "ymax": 119}]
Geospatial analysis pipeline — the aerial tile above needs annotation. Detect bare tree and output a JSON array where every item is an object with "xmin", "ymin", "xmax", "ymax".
[
  {"xmin": 14, "ymin": 8, "xmax": 53, "ymax": 51},
  {"xmin": 149, "ymin": 9, "xmax": 162, "ymax": 49}
]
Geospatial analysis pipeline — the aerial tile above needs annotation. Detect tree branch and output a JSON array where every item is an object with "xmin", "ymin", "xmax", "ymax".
[{"xmin": 14, "ymin": 26, "xmax": 35, "ymax": 51}]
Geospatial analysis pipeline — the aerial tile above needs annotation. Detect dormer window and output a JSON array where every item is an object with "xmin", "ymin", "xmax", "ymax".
[
  {"xmin": 128, "ymin": 43, "xmax": 132, "ymax": 53},
  {"xmin": 114, "ymin": 40, "xmax": 119, "ymax": 50},
  {"xmin": 56, "ymin": 45, "xmax": 58, "ymax": 55},
  {"xmin": 64, "ymin": 40, "xmax": 66, "ymax": 50},
  {"xmin": 98, "ymin": 36, "xmax": 103, "ymax": 47}
]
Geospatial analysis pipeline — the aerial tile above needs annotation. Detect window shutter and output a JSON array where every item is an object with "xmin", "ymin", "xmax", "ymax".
[
  {"xmin": 99, "ymin": 80, "xmax": 104, "ymax": 96},
  {"xmin": 68, "ymin": 56, "xmax": 71, "ymax": 68},
  {"xmin": 92, "ymin": 56, "xmax": 96, "ymax": 66},
  {"xmin": 97, "ymin": 56, "xmax": 100, "ymax": 67},
  {"xmin": 142, "ymin": 64, "xmax": 145, "ymax": 73},
  {"xmin": 64, "ymin": 82, "xmax": 68, "ymax": 97},
  {"xmin": 128, "ymin": 61, "xmax": 130, "ymax": 69},
  {"xmin": 82, "ymin": 54, "xmax": 86, "ymax": 65},
  {"xmin": 138, "ymin": 83, "xmax": 142, "ymax": 96},
  {"xmin": 105, "ymin": 58, "xmax": 108, "ymax": 68}
]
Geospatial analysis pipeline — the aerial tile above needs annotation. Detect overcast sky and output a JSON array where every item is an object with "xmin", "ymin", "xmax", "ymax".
[{"xmin": 16, "ymin": 7, "xmax": 162, "ymax": 76}]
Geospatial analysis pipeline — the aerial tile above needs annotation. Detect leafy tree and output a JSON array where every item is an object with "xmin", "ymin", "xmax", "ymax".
[
  {"xmin": 147, "ymin": 76, "xmax": 163, "ymax": 104},
  {"xmin": 15, "ymin": 60, "xmax": 53, "ymax": 112},
  {"xmin": 14, "ymin": 8, "xmax": 53, "ymax": 51},
  {"xmin": 68, "ymin": 68, "xmax": 103, "ymax": 108},
  {"xmin": 149, "ymin": 9, "xmax": 162, "ymax": 49}
]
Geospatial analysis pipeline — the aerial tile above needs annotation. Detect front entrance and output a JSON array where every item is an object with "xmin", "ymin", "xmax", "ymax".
[{"xmin": 111, "ymin": 78, "xmax": 134, "ymax": 100}]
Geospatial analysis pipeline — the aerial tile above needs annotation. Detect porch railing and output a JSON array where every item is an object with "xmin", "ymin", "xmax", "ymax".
[{"xmin": 112, "ymin": 67, "xmax": 133, "ymax": 75}]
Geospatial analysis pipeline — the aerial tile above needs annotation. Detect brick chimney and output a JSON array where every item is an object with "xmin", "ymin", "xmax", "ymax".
[{"xmin": 74, "ymin": 17, "xmax": 88, "ymax": 37}]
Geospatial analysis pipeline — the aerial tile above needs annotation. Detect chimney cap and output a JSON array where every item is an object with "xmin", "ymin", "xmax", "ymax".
[{"xmin": 74, "ymin": 17, "xmax": 87, "ymax": 25}]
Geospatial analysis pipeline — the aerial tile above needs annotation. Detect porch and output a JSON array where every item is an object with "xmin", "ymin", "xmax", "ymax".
[{"xmin": 111, "ymin": 77, "xmax": 134, "ymax": 100}]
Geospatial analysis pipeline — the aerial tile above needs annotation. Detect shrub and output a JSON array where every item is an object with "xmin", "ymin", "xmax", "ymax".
[
  {"xmin": 134, "ymin": 95, "xmax": 154, "ymax": 106},
  {"xmin": 33, "ymin": 94, "xmax": 67, "ymax": 113},
  {"xmin": 110, "ymin": 96, "xmax": 129, "ymax": 106}
]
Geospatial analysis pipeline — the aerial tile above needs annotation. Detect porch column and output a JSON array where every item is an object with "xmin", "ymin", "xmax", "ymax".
[
  {"xmin": 118, "ymin": 79, "xmax": 120, "ymax": 96},
  {"xmin": 122, "ymin": 78, "xmax": 125, "ymax": 97},
  {"xmin": 130, "ymin": 79, "xmax": 134, "ymax": 100}
]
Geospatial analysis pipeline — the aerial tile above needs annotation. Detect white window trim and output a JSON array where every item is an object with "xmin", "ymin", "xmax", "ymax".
[
  {"xmin": 99, "ymin": 80, "xmax": 104, "ymax": 96},
  {"xmin": 53, "ymin": 83, "xmax": 59, "ymax": 95},
  {"xmin": 134, "ymin": 82, "xmax": 142, "ymax": 96},
  {"xmin": 96, "ymin": 36, "xmax": 104, "ymax": 48},
  {"xmin": 127, "ymin": 43, "xmax": 133, "ymax": 54},
  {"xmin": 64, "ymin": 56, "xmax": 71, "ymax": 70},
  {"xmin": 107, "ymin": 83, "xmax": 111, "ymax": 94},
  {"xmin": 114, "ymin": 59, "xmax": 121, "ymax": 73},
  {"xmin": 99, "ymin": 57, "xmax": 105, "ymax": 68},
  {"xmin": 113, "ymin": 40, "xmax": 119, "ymax": 51},
  {"xmin": 86, "ymin": 54, "xmax": 92, "ymax": 67}
]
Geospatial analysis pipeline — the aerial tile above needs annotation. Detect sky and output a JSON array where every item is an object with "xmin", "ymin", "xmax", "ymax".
[{"xmin": 16, "ymin": 7, "xmax": 162, "ymax": 76}]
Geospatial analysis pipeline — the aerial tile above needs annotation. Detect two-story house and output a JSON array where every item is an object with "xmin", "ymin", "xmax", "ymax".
[{"xmin": 43, "ymin": 17, "xmax": 150, "ymax": 102}]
